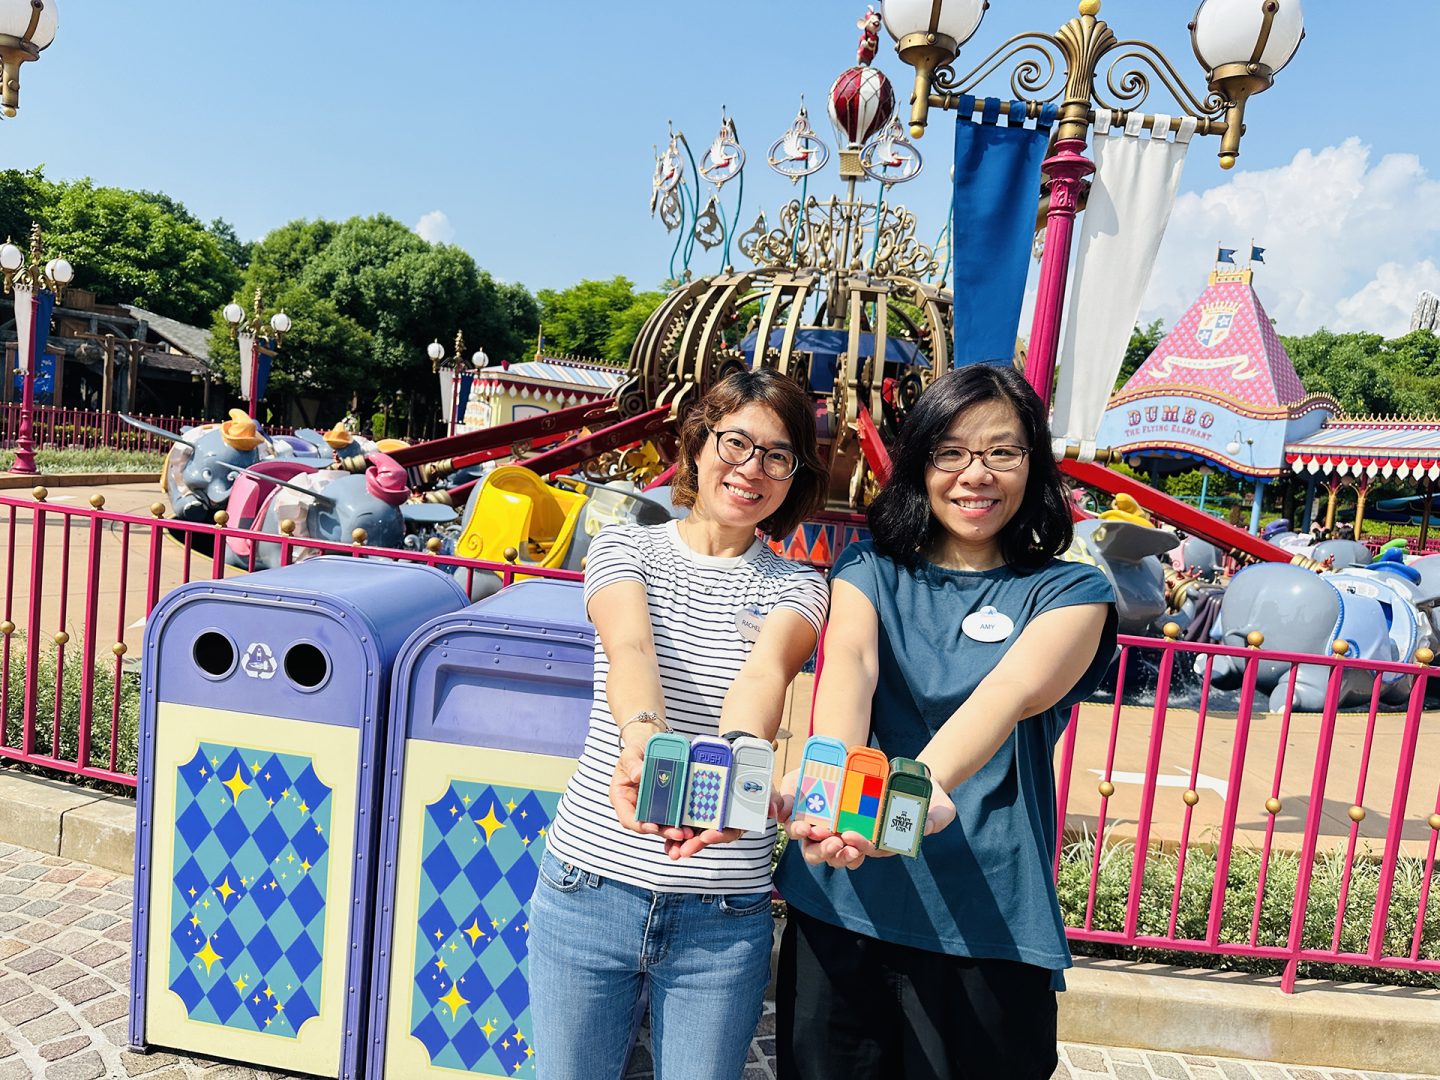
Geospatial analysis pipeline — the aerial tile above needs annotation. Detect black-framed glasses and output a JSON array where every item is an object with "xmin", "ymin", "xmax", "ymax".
[
  {"xmin": 928, "ymin": 445, "xmax": 1030, "ymax": 473},
  {"xmin": 712, "ymin": 428, "xmax": 800, "ymax": 481}
]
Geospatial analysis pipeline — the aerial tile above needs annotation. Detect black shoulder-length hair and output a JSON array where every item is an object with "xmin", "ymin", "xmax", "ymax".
[{"xmin": 868, "ymin": 364, "xmax": 1072, "ymax": 571}]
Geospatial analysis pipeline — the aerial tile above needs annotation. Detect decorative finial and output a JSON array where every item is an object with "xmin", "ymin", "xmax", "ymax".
[{"xmin": 1079, "ymin": 0, "xmax": 1102, "ymax": 16}]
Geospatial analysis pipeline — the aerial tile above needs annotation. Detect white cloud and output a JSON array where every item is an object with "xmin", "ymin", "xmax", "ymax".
[
  {"xmin": 414, "ymin": 210, "xmax": 455, "ymax": 245},
  {"xmin": 1141, "ymin": 138, "xmax": 1440, "ymax": 338}
]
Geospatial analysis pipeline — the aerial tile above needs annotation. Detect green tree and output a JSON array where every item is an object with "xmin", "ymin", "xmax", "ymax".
[
  {"xmin": 1114, "ymin": 318, "xmax": 1166, "ymax": 391},
  {"xmin": 0, "ymin": 167, "xmax": 55, "ymax": 248},
  {"xmin": 44, "ymin": 179, "xmax": 242, "ymax": 325},
  {"xmin": 537, "ymin": 276, "xmax": 646, "ymax": 362},
  {"xmin": 605, "ymin": 289, "xmax": 667, "ymax": 364}
]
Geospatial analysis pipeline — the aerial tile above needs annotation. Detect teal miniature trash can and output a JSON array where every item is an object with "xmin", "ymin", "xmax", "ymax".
[
  {"xmin": 365, "ymin": 578, "xmax": 593, "ymax": 1079},
  {"xmin": 129, "ymin": 557, "xmax": 468, "ymax": 1079}
]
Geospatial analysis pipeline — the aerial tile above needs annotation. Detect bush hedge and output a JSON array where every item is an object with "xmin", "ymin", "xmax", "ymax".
[
  {"xmin": 1057, "ymin": 828, "xmax": 1440, "ymax": 989},
  {"xmin": 0, "ymin": 447, "xmax": 165, "ymax": 474},
  {"xmin": 2, "ymin": 631, "xmax": 141, "ymax": 789}
]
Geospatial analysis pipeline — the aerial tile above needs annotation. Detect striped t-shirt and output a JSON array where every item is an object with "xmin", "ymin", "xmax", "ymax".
[{"xmin": 545, "ymin": 520, "xmax": 828, "ymax": 893}]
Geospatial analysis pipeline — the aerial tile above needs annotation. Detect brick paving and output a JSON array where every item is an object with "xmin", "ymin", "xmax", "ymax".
[{"xmin": 0, "ymin": 840, "xmax": 1432, "ymax": 1080}]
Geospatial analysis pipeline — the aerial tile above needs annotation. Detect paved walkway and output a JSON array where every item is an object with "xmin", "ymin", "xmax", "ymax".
[{"xmin": 0, "ymin": 841, "xmax": 1433, "ymax": 1080}]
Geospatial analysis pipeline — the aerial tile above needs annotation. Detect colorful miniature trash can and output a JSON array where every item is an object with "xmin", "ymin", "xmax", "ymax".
[
  {"xmin": 366, "ymin": 578, "xmax": 592, "ymax": 1079},
  {"xmin": 129, "ymin": 557, "xmax": 469, "ymax": 1079}
]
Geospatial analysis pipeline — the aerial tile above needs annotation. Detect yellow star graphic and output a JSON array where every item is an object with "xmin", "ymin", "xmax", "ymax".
[
  {"xmin": 515, "ymin": 1029, "xmax": 526, "ymax": 1044},
  {"xmin": 215, "ymin": 878, "xmax": 236, "ymax": 904},
  {"xmin": 194, "ymin": 937, "xmax": 222, "ymax": 975},
  {"xmin": 264, "ymin": 987, "xmax": 274, "ymax": 999},
  {"xmin": 481, "ymin": 1019, "xmax": 497, "ymax": 1038},
  {"xmin": 241, "ymin": 876, "xmax": 248, "ymax": 887},
  {"xmin": 525, "ymin": 1046, "xmax": 534, "ymax": 1059},
  {"xmin": 199, "ymin": 767, "xmax": 207, "ymax": 778},
  {"xmin": 462, "ymin": 794, "xmax": 472, "ymax": 806},
  {"xmin": 189, "ymin": 915, "xmax": 200, "ymax": 928},
  {"xmin": 264, "ymin": 1017, "xmax": 272, "ymax": 1027},
  {"xmin": 298, "ymin": 801, "xmax": 309, "ymax": 814},
  {"xmin": 211, "ymin": 755, "xmax": 219, "ymax": 766},
  {"xmin": 275, "ymin": 1000, "xmax": 285, "ymax": 1013},
  {"xmin": 502, "ymin": 1039, "xmax": 511, "ymax": 1050},
  {"xmin": 439, "ymin": 983, "xmax": 469, "ymax": 1019},
  {"xmin": 463, "ymin": 919, "xmax": 486, "ymax": 946},
  {"xmin": 315, "ymin": 823, "xmax": 323, "ymax": 834},
  {"xmin": 434, "ymin": 928, "xmax": 444, "ymax": 941},
  {"xmin": 267, "ymin": 798, "xmax": 274, "ymax": 808},
  {"xmin": 505, "ymin": 798, "xmax": 517, "ymax": 812},
  {"xmin": 187, "ymin": 886, "xmax": 197, "ymax": 898},
  {"xmin": 300, "ymin": 859, "xmax": 311, "ymax": 873},
  {"xmin": 201, "ymin": 898, "xmax": 210, "ymax": 910},
  {"xmin": 265, "ymin": 772, "xmax": 271, "ymax": 780},
  {"xmin": 449, "ymin": 805, "xmax": 459, "ymax": 817},
  {"xmin": 522, "ymin": 921, "xmax": 529, "ymax": 933},
  {"xmin": 448, "ymin": 941, "xmax": 458, "ymax": 953},
  {"xmin": 281, "ymin": 789, "xmax": 289, "ymax": 799},
  {"xmin": 253, "ymin": 995, "xmax": 261, "ymax": 1005},
  {"xmin": 435, "ymin": 957, "xmax": 447, "ymax": 973},
  {"xmin": 474, "ymin": 805, "xmax": 506, "ymax": 843},
  {"xmin": 234, "ymin": 974, "xmax": 248, "ymax": 994},
  {"xmin": 512, "ymin": 1063, "xmax": 521, "ymax": 1073},
  {"xmin": 221, "ymin": 767, "xmax": 251, "ymax": 804},
  {"xmin": 521, "ymin": 835, "xmax": 531, "ymax": 847},
  {"xmin": 538, "ymin": 827, "xmax": 546, "ymax": 838},
  {"xmin": 490, "ymin": 918, "xmax": 499, "ymax": 929},
  {"xmin": 251, "ymin": 761, "xmax": 260, "ymax": 774},
  {"xmin": 286, "ymin": 853, "xmax": 296, "ymax": 864}
]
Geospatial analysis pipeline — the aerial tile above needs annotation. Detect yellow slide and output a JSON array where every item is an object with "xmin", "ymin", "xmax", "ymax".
[{"xmin": 454, "ymin": 465, "xmax": 589, "ymax": 570}]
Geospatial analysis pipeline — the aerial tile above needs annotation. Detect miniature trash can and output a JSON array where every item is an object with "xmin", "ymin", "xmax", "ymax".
[
  {"xmin": 366, "ymin": 578, "xmax": 593, "ymax": 1079},
  {"xmin": 129, "ymin": 557, "xmax": 469, "ymax": 1079}
]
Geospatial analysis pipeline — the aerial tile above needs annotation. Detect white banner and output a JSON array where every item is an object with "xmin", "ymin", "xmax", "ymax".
[
  {"xmin": 237, "ymin": 331, "xmax": 254, "ymax": 402},
  {"xmin": 12, "ymin": 285, "xmax": 32, "ymax": 374},
  {"xmin": 1051, "ymin": 111, "xmax": 1196, "ymax": 457},
  {"xmin": 437, "ymin": 367, "xmax": 455, "ymax": 430}
]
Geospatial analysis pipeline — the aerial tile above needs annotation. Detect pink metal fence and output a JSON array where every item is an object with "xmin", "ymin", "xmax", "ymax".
[
  {"xmin": 1055, "ymin": 631, "xmax": 1440, "ymax": 990},
  {"xmin": 0, "ymin": 405, "xmax": 296, "ymax": 453},
  {"xmin": 0, "ymin": 489, "xmax": 579, "ymax": 787},
  {"xmin": 0, "ymin": 489, "xmax": 1436, "ymax": 987}
]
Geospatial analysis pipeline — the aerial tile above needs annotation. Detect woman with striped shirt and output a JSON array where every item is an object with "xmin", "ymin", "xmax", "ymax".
[{"xmin": 530, "ymin": 369, "xmax": 830, "ymax": 1080}]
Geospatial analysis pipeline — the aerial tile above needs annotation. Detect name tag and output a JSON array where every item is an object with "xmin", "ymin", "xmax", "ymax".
[
  {"xmin": 736, "ymin": 606, "xmax": 766, "ymax": 642},
  {"xmin": 961, "ymin": 605, "xmax": 1014, "ymax": 643}
]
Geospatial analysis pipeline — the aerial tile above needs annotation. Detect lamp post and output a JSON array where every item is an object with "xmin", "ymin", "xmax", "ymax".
[
  {"xmin": 0, "ymin": 0, "xmax": 58, "ymax": 118},
  {"xmin": 1, "ymin": 225, "xmax": 71, "ymax": 475},
  {"xmin": 431, "ymin": 332, "xmax": 489, "ymax": 438},
  {"xmin": 882, "ymin": 0, "xmax": 1303, "ymax": 408},
  {"xmin": 223, "ymin": 288, "xmax": 292, "ymax": 419}
]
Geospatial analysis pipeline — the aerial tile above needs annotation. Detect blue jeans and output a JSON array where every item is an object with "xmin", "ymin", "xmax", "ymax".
[{"xmin": 528, "ymin": 850, "xmax": 773, "ymax": 1080}]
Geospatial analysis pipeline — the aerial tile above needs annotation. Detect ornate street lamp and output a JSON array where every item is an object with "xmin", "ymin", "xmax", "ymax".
[
  {"xmin": 432, "ymin": 331, "xmax": 478, "ymax": 438},
  {"xmin": 223, "ymin": 288, "xmax": 292, "ymax": 417},
  {"xmin": 1, "ymin": 224, "xmax": 71, "ymax": 474},
  {"xmin": 0, "ymin": 0, "xmax": 58, "ymax": 118},
  {"xmin": 881, "ymin": 0, "xmax": 1303, "ymax": 405}
]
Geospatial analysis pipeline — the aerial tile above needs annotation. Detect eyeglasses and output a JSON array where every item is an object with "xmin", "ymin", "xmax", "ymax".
[
  {"xmin": 928, "ymin": 445, "xmax": 1030, "ymax": 473},
  {"xmin": 712, "ymin": 428, "xmax": 800, "ymax": 481}
]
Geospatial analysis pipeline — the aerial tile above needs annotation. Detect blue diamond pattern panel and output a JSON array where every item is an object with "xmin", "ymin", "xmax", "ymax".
[
  {"xmin": 409, "ymin": 782, "xmax": 556, "ymax": 1074},
  {"xmin": 168, "ymin": 742, "xmax": 334, "ymax": 1038}
]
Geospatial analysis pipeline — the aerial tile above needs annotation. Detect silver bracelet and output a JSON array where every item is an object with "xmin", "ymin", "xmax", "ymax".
[{"xmin": 617, "ymin": 711, "xmax": 667, "ymax": 746}]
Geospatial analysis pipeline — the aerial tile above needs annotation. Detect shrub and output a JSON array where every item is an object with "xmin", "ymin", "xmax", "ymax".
[
  {"xmin": 1057, "ymin": 827, "xmax": 1440, "ymax": 989},
  {"xmin": 0, "ymin": 447, "xmax": 165, "ymax": 474},
  {"xmin": 1, "ymin": 631, "xmax": 141, "ymax": 791}
]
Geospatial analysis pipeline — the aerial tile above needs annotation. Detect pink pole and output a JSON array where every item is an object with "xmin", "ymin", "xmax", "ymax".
[
  {"xmin": 1023, "ymin": 139, "xmax": 1094, "ymax": 410},
  {"xmin": 11, "ymin": 291, "xmax": 39, "ymax": 474}
]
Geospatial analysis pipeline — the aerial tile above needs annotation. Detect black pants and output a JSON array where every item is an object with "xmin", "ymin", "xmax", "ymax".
[{"xmin": 776, "ymin": 908, "xmax": 1058, "ymax": 1080}]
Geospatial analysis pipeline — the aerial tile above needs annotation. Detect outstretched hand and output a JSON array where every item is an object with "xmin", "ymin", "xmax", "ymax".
[
  {"xmin": 608, "ymin": 740, "xmax": 745, "ymax": 860},
  {"xmin": 784, "ymin": 776, "xmax": 956, "ymax": 871}
]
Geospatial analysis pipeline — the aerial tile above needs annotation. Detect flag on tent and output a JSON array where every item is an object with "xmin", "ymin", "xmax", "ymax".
[
  {"xmin": 1217, "ymin": 247, "xmax": 1236, "ymax": 264},
  {"xmin": 1250, "ymin": 245, "xmax": 1266, "ymax": 264}
]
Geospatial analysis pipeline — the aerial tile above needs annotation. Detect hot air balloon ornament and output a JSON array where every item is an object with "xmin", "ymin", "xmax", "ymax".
[
  {"xmin": 767, "ymin": 98, "xmax": 829, "ymax": 183},
  {"xmin": 829, "ymin": 7, "xmax": 896, "ymax": 178},
  {"xmin": 860, "ymin": 117, "xmax": 923, "ymax": 185},
  {"xmin": 699, "ymin": 110, "xmax": 745, "ymax": 190}
]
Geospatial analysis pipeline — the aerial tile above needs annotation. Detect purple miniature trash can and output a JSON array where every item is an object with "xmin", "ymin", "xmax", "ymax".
[
  {"xmin": 366, "ymin": 578, "xmax": 592, "ymax": 1079},
  {"xmin": 129, "ymin": 557, "xmax": 469, "ymax": 1078}
]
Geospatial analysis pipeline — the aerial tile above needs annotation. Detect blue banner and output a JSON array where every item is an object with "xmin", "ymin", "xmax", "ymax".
[
  {"xmin": 13, "ymin": 290, "xmax": 57, "ymax": 402},
  {"xmin": 455, "ymin": 372, "xmax": 474, "ymax": 425},
  {"xmin": 951, "ymin": 98, "xmax": 1056, "ymax": 368},
  {"xmin": 255, "ymin": 346, "xmax": 274, "ymax": 402}
]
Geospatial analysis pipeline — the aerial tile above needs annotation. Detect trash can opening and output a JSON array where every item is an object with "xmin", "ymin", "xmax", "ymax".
[
  {"xmin": 192, "ymin": 630, "xmax": 237, "ymax": 679},
  {"xmin": 284, "ymin": 641, "xmax": 330, "ymax": 690}
]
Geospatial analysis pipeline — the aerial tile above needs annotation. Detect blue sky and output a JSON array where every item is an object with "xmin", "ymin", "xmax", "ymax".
[{"xmin": 7, "ymin": 1, "xmax": 1439, "ymax": 337}]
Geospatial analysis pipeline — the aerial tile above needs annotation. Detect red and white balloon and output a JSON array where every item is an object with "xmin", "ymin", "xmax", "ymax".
[{"xmin": 827, "ymin": 65, "xmax": 896, "ymax": 148}]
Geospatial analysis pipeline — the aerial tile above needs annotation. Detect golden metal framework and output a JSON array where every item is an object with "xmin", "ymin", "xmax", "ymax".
[{"xmin": 907, "ymin": 0, "xmax": 1290, "ymax": 169}]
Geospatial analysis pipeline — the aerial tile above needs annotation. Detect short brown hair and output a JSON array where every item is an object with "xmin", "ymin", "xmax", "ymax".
[{"xmin": 670, "ymin": 369, "xmax": 828, "ymax": 540}]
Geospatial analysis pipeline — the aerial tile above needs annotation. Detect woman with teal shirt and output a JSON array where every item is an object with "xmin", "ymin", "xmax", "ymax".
[{"xmin": 775, "ymin": 365, "xmax": 1117, "ymax": 1080}]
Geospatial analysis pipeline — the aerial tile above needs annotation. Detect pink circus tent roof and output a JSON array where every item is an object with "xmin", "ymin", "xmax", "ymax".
[{"xmin": 1112, "ymin": 269, "xmax": 1309, "ymax": 413}]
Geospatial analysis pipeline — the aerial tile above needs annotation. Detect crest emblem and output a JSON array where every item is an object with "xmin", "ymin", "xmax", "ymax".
[
  {"xmin": 1195, "ymin": 306, "xmax": 1237, "ymax": 349},
  {"xmin": 698, "ymin": 111, "xmax": 745, "ymax": 190},
  {"xmin": 860, "ymin": 118, "xmax": 923, "ymax": 185}
]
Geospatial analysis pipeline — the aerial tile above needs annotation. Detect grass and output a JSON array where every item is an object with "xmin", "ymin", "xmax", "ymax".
[
  {"xmin": 0, "ymin": 447, "xmax": 165, "ymax": 474},
  {"xmin": 0, "ymin": 631, "xmax": 141, "ymax": 792},
  {"xmin": 1057, "ymin": 827, "xmax": 1440, "ymax": 989}
]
